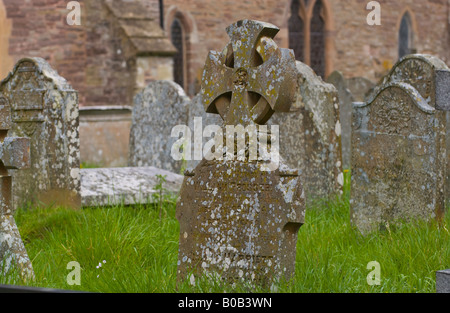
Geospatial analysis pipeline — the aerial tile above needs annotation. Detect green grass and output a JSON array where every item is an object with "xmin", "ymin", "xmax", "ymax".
[{"xmin": 2, "ymin": 176, "xmax": 450, "ymax": 293}]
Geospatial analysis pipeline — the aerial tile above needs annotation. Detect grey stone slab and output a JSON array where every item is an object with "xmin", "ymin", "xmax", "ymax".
[
  {"xmin": 81, "ymin": 167, "xmax": 183, "ymax": 207},
  {"xmin": 436, "ymin": 269, "xmax": 450, "ymax": 293}
]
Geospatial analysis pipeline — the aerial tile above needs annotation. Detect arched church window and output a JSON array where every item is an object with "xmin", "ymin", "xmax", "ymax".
[
  {"xmin": 171, "ymin": 18, "xmax": 185, "ymax": 89},
  {"xmin": 288, "ymin": 0, "xmax": 305, "ymax": 62},
  {"xmin": 310, "ymin": 0, "xmax": 325, "ymax": 78},
  {"xmin": 399, "ymin": 12, "xmax": 413, "ymax": 59}
]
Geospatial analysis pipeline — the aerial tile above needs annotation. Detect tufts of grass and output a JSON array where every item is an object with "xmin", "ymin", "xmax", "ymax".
[{"xmin": 4, "ymin": 173, "xmax": 450, "ymax": 293}]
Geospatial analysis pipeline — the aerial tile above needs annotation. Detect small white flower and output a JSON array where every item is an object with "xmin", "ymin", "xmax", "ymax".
[{"xmin": 103, "ymin": 260, "xmax": 106, "ymax": 264}]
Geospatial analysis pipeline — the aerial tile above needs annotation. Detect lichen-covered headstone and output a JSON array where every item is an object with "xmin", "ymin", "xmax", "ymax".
[
  {"xmin": 351, "ymin": 54, "xmax": 449, "ymax": 234},
  {"xmin": 0, "ymin": 58, "xmax": 80, "ymax": 210},
  {"xmin": 128, "ymin": 80, "xmax": 189, "ymax": 174},
  {"xmin": 268, "ymin": 62, "xmax": 343, "ymax": 203},
  {"xmin": 176, "ymin": 20, "xmax": 304, "ymax": 288},
  {"xmin": 0, "ymin": 98, "xmax": 34, "ymax": 278}
]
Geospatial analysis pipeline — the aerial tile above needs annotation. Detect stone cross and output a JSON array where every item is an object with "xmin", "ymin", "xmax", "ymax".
[
  {"xmin": 201, "ymin": 19, "xmax": 297, "ymax": 126},
  {"xmin": 176, "ymin": 20, "xmax": 304, "ymax": 288},
  {"xmin": 0, "ymin": 98, "xmax": 34, "ymax": 279}
]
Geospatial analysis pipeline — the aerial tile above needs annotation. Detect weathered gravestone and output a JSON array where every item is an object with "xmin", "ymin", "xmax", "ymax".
[
  {"xmin": 0, "ymin": 99, "xmax": 34, "ymax": 278},
  {"xmin": 268, "ymin": 62, "xmax": 343, "ymax": 203},
  {"xmin": 351, "ymin": 54, "xmax": 449, "ymax": 234},
  {"xmin": 176, "ymin": 20, "xmax": 304, "ymax": 287},
  {"xmin": 0, "ymin": 58, "xmax": 80, "ymax": 210},
  {"xmin": 128, "ymin": 80, "xmax": 189, "ymax": 173}
]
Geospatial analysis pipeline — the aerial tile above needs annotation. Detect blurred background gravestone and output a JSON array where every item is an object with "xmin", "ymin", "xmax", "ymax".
[
  {"xmin": 0, "ymin": 58, "xmax": 80, "ymax": 210},
  {"xmin": 351, "ymin": 54, "xmax": 449, "ymax": 234},
  {"xmin": 128, "ymin": 80, "xmax": 189, "ymax": 174}
]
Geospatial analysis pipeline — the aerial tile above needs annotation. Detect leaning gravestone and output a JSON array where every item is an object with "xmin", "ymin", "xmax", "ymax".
[
  {"xmin": 0, "ymin": 58, "xmax": 80, "ymax": 210},
  {"xmin": 268, "ymin": 62, "xmax": 343, "ymax": 203},
  {"xmin": 351, "ymin": 54, "xmax": 449, "ymax": 234},
  {"xmin": 176, "ymin": 20, "xmax": 304, "ymax": 288},
  {"xmin": 0, "ymin": 99, "xmax": 34, "ymax": 279},
  {"xmin": 129, "ymin": 80, "xmax": 189, "ymax": 174}
]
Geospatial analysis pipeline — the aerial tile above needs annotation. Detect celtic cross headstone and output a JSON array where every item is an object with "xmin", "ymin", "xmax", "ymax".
[{"xmin": 176, "ymin": 20, "xmax": 304, "ymax": 288}]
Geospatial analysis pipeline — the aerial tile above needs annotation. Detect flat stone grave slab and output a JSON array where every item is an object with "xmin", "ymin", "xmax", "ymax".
[{"xmin": 80, "ymin": 167, "xmax": 183, "ymax": 207}]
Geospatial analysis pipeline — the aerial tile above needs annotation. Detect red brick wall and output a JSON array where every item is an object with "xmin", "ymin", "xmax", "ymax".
[
  {"xmin": 1, "ymin": 0, "xmax": 161, "ymax": 107},
  {"xmin": 3, "ymin": 0, "xmax": 87, "ymax": 102},
  {"xmin": 164, "ymin": 0, "xmax": 450, "ymax": 89},
  {"xmin": 0, "ymin": 0, "xmax": 448, "ymax": 106}
]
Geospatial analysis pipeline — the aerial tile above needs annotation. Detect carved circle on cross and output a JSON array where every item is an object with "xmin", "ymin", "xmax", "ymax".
[{"xmin": 201, "ymin": 20, "xmax": 297, "ymax": 126}]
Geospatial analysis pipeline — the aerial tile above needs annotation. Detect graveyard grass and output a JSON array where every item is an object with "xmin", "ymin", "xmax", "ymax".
[{"xmin": 2, "ymin": 171, "xmax": 450, "ymax": 293}]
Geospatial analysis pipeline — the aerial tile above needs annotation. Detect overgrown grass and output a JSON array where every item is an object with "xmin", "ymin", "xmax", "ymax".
[{"xmin": 2, "ymin": 175, "xmax": 450, "ymax": 293}]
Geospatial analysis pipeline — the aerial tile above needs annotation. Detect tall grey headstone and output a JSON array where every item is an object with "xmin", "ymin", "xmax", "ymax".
[{"xmin": 128, "ymin": 80, "xmax": 189, "ymax": 174}]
